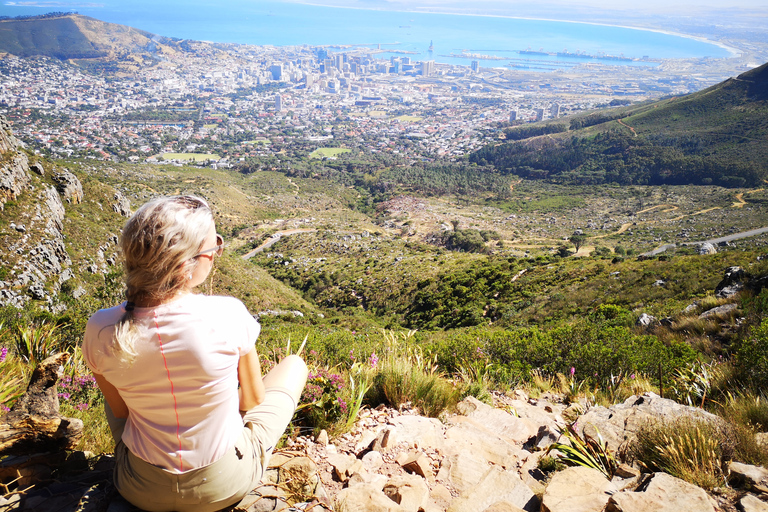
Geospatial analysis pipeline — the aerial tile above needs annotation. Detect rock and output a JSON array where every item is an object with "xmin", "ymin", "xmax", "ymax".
[
  {"xmin": 652, "ymin": 280, "xmax": 665, "ymax": 287},
  {"xmin": 111, "ymin": 191, "xmax": 131, "ymax": 217},
  {"xmin": 699, "ymin": 303, "xmax": 737, "ymax": 320},
  {"xmin": 44, "ymin": 185, "xmax": 66, "ymax": 231},
  {"xmin": 614, "ymin": 464, "xmax": 641, "ymax": 479},
  {"xmin": 335, "ymin": 483, "xmax": 405, "ymax": 512},
  {"xmin": 741, "ymin": 494, "xmax": 768, "ymax": 512},
  {"xmin": 327, "ymin": 453, "xmax": 357, "ymax": 482},
  {"xmin": 636, "ymin": 313, "xmax": 657, "ymax": 327},
  {"xmin": 0, "ymin": 116, "xmax": 30, "ymax": 207},
  {"xmin": 362, "ymin": 450, "xmax": 384, "ymax": 471},
  {"xmin": 389, "ymin": 415, "xmax": 445, "ymax": 451},
  {"xmin": 729, "ymin": 461, "xmax": 768, "ymax": 492},
  {"xmin": 447, "ymin": 467, "xmax": 538, "ymax": 512},
  {"xmin": 315, "ymin": 429, "xmax": 329, "ymax": 446},
  {"xmin": 606, "ymin": 472, "xmax": 716, "ymax": 512},
  {"xmin": 371, "ymin": 427, "xmax": 394, "ymax": 452},
  {"xmin": 698, "ymin": 242, "xmax": 717, "ymax": 255},
  {"xmin": 29, "ymin": 161, "xmax": 45, "ymax": 176},
  {"xmin": 53, "ymin": 168, "xmax": 83, "ymax": 204},
  {"xmin": 576, "ymin": 393, "xmax": 721, "ymax": 451},
  {"xmin": 452, "ymin": 396, "xmax": 539, "ymax": 445},
  {"xmin": 382, "ymin": 474, "xmax": 430, "ymax": 512},
  {"xmin": 540, "ymin": 467, "xmax": 611, "ymax": 512},
  {"xmin": 716, "ymin": 266, "xmax": 746, "ymax": 299},
  {"xmin": 483, "ymin": 502, "xmax": 525, "ymax": 512},
  {"xmin": 438, "ymin": 449, "xmax": 494, "ymax": 494},
  {"xmin": 397, "ymin": 451, "xmax": 434, "ymax": 482}
]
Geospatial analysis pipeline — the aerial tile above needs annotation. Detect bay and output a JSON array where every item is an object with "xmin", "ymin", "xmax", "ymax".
[{"xmin": 0, "ymin": 0, "xmax": 733, "ymax": 69}]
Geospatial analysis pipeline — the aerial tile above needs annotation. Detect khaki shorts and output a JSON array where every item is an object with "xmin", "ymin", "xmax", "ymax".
[{"xmin": 110, "ymin": 387, "xmax": 297, "ymax": 512}]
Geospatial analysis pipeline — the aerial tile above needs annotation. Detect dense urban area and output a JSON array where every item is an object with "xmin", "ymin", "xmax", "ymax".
[{"xmin": 0, "ymin": 36, "xmax": 760, "ymax": 164}]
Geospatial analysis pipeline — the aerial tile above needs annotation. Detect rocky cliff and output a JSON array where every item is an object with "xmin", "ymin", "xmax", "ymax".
[{"xmin": 0, "ymin": 115, "xmax": 123, "ymax": 309}]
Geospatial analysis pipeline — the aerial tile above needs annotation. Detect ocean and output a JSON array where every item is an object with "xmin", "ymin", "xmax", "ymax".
[{"xmin": 0, "ymin": 0, "xmax": 733, "ymax": 69}]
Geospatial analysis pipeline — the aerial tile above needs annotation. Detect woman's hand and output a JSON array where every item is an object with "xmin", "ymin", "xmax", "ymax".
[{"xmin": 237, "ymin": 348, "xmax": 266, "ymax": 412}]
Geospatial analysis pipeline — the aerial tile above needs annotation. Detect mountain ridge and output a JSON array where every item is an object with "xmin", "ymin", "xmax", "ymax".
[{"xmin": 472, "ymin": 60, "xmax": 768, "ymax": 187}]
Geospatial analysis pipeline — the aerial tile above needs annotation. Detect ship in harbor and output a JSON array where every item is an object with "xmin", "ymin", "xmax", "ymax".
[
  {"xmin": 516, "ymin": 47, "xmax": 638, "ymax": 62},
  {"xmin": 519, "ymin": 46, "xmax": 549, "ymax": 56},
  {"xmin": 428, "ymin": 40, "xmax": 434, "ymax": 52},
  {"xmin": 557, "ymin": 49, "xmax": 633, "ymax": 61}
]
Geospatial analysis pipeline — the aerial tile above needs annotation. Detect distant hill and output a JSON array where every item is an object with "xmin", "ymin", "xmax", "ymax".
[
  {"xmin": 472, "ymin": 62, "xmax": 768, "ymax": 188},
  {"xmin": 0, "ymin": 13, "xmax": 176, "ymax": 62}
]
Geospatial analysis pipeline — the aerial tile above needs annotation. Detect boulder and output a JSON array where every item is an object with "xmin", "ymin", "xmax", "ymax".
[
  {"xmin": 715, "ymin": 266, "xmax": 746, "ymax": 299},
  {"xmin": 541, "ymin": 467, "xmax": 612, "ymax": 512},
  {"xmin": 576, "ymin": 393, "xmax": 721, "ymax": 451},
  {"xmin": 741, "ymin": 494, "xmax": 768, "ymax": 512},
  {"xmin": 699, "ymin": 303, "xmax": 738, "ymax": 320},
  {"xmin": 335, "ymin": 483, "xmax": 404, "ymax": 512},
  {"xmin": 382, "ymin": 474, "xmax": 430, "ymax": 512},
  {"xmin": 447, "ymin": 467, "xmax": 538, "ymax": 512},
  {"xmin": 451, "ymin": 396, "xmax": 539, "ymax": 445},
  {"xmin": 111, "ymin": 191, "xmax": 131, "ymax": 217},
  {"xmin": 29, "ymin": 162, "xmax": 45, "ymax": 176},
  {"xmin": 388, "ymin": 415, "xmax": 445, "ymax": 451},
  {"xmin": 636, "ymin": 313, "xmax": 657, "ymax": 327},
  {"xmin": 52, "ymin": 168, "xmax": 83, "ymax": 204},
  {"xmin": 698, "ymin": 242, "xmax": 717, "ymax": 255},
  {"xmin": 605, "ymin": 472, "xmax": 716, "ymax": 512},
  {"xmin": 483, "ymin": 502, "xmax": 525, "ymax": 512},
  {"xmin": 728, "ymin": 461, "xmax": 768, "ymax": 493}
]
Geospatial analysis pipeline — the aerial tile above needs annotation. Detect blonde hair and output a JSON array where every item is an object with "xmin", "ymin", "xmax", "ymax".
[{"xmin": 113, "ymin": 195, "xmax": 214, "ymax": 362}]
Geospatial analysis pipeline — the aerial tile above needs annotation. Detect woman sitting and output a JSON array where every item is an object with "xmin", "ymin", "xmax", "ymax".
[{"xmin": 83, "ymin": 195, "xmax": 308, "ymax": 511}]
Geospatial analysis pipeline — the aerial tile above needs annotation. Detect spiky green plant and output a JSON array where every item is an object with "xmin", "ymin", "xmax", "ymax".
[{"xmin": 546, "ymin": 422, "xmax": 617, "ymax": 478}]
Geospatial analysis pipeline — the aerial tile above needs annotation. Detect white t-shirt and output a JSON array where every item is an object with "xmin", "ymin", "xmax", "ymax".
[{"xmin": 83, "ymin": 294, "xmax": 260, "ymax": 473}]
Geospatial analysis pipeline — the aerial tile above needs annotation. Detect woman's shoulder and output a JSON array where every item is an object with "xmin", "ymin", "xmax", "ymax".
[
  {"xmin": 86, "ymin": 303, "xmax": 126, "ymax": 330},
  {"xmin": 187, "ymin": 294, "xmax": 252, "ymax": 316}
]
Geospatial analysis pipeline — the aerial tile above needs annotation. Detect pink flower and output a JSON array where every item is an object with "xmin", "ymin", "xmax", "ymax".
[
  {"xmin": 570, "ymin": 367, "xmax": 575, "ymax": 377},
  {"xmin": 368, "ymin": 352, "xmax": 379, "ymax": 368}
]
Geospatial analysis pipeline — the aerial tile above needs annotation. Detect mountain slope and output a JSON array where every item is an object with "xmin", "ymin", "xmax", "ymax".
[
  {"xmin": 0, "ymin": 14, "xmax": 174, "ymax": 61},
  {"xmin": 472, "ymin": 62, "xmax": 768, "ymax": 187}
]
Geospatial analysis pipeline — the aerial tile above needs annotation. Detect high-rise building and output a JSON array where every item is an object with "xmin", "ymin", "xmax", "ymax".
[
  {"xmin": 550, "ymin": 103, "xmax": 561, "ymax": 118},
  {"xmin": 269, "ymin": 63, "xmax": 283, "ymax": 81},
  {"xmin": 535, "ymin": 108, "xmax": 545, "ymax": 121},
  {"xmin": 421, "ymin": 60, "xmax": 435, "ymax": 77},
  {"xmin": 275, "ymin": 94, "xmax": 283, "ymax": 111},
  {"xmin": 471, "ymin": 60, "xmax": 480, "ymax": 72},
  {"xmin": 509, "ymin": 111, "xmax": 517, "ymax": 123}
]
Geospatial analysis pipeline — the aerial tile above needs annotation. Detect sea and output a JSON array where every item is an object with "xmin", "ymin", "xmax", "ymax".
[{"xmin": 0, "ymin": 0, "xmax": 734, "ymax": 71}]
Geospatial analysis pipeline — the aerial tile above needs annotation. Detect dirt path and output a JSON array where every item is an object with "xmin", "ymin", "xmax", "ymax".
[
  {"xmin": 636, "ymin": 204, "xmax": 676, "ymax": 215},
  {"xmin": 241, "ymin": 229, "xmax": 316, "ymax": 259},
  {"xmin": 617, "ymin": 119, "xmax": 637, "ymax": 137}
]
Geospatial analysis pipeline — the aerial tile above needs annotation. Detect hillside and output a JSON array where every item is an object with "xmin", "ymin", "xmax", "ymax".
[
  {"xmin": 0, "ymin": 13, "xmax": 178, "ymax": 65},
  {"xmin": 472, "ymin": 62, "xmax": 768, "ymax": 187}
]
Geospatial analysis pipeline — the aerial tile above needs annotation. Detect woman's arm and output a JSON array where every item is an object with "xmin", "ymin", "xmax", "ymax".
[
  {"xmin": 93, "ymin": 372, "xmax": 129, "ymax": 419},
  {"xmin": 238, "ymin": 349, "xmax": 266, "ymax": 411}
]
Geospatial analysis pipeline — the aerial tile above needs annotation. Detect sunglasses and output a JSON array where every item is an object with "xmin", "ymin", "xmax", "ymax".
[{"xmin": 195, "ymin": 234, "xmax": 225, "ymax": 258}]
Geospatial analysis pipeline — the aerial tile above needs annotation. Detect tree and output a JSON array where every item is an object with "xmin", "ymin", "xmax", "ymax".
[
  {"xmin": 569, "ymin": 232, "xmax": 587, "ymax": 252},
  {"xmin": 450, "ymin": 219, "xmax": 460, "ymax": 232}
]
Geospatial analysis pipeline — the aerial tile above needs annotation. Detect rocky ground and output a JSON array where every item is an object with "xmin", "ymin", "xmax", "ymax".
[{"xmin": 3, "ymin": 390, "xmax": 768, "ymax": 512}]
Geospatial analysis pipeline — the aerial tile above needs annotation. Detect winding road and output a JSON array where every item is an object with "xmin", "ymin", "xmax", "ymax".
[{"xmin": 241, "ymin": 229, "xmax": 317, "ymax": 259}]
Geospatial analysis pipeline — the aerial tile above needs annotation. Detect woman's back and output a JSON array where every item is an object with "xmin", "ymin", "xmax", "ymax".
[{"xmin": 84, "ymin": 293, "xmax": 260, "ymax": 472}]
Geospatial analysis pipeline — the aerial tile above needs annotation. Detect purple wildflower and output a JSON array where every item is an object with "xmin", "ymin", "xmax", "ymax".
[
  {"xmin": 368, "ymin": 352, "xmax": 379, "ymax": 369},
  {"xmin": 570, "ymin": 367, "xmax": 575, "ymax": 377},
  {"xmin": 75, "ymin": 403, "xmax": 89, "ymax": 411},
  {"xmin": 0, "ymin": 347, "xmax": 7, "ymax": 363}
]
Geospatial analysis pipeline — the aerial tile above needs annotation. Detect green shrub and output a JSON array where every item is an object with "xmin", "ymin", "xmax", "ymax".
[{"xmin": 734, "ymin": 318, "xmax": 768, "ymax": 391}]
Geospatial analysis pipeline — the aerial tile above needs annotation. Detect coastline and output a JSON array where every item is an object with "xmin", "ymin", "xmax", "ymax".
[{"xmin": 286, "ymin": 0, "xmax": 741, "ymax": 58}]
